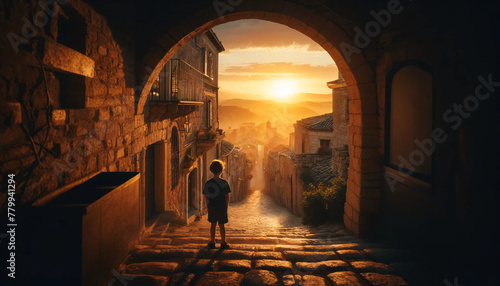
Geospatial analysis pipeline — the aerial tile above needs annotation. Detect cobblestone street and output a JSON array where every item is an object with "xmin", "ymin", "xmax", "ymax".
[{"xmin": 115, "ymin": 191, "xmax": 433, "ymax": 286}]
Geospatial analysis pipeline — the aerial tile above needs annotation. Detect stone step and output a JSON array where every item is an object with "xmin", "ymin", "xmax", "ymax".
[
  {"xmin": 149, "ymin": 231, "xmax": 312, "ymax": 238},
  {"xmin": 119, "ymin": 260, "xmax": 405, "ymax": 285},
  {"xmin": 132, "ymin": 242, "xmax": 380, "ymax": 254},
  {"xmin": 295, "ymin": 260, "xmax": 349, "ymax": 274},
  {"xmin": 133, "ymin": 242, "xmax": 378, "ymax": 252},
  {"xmin": 141, "ymin": 236, "xmax": 363, "ymax": 247},
  {"xmin": 109, "ymin": 274, "xmax": 170, "ymax": 286}
]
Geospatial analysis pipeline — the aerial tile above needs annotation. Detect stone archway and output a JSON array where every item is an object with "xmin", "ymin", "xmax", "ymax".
[{"xmin": 136, "ymin": 0, "xmax": 380, "ymax": 236}]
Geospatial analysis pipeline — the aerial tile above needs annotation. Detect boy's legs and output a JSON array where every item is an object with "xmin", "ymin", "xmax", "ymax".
[
  {"xmin": 210, "ymin": 222, "xmax": 217, "ymax": 243},
  {"xmin": 218, "ymin": 222, "xmax": 226, "ymax": 244}
]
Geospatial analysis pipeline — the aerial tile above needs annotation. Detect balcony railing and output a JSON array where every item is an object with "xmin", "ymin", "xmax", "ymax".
[
  {"xmin": 196, "ymin": 129, "xmax": 225, "ymax": 147},
  {"xmin": 149, "ymin": 59, "xmax": 206, "ymax": 103}
]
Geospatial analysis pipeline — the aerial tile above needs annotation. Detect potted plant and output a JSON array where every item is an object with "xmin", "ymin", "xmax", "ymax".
[{"xmin": 208, "ymin": 129, "xmax": 218, "ymax": 140}]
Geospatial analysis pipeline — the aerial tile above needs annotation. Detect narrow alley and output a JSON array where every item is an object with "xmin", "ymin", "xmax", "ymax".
[{"xmin": 115, "ymin": 190, "xmax": 431, "ymax": 286}]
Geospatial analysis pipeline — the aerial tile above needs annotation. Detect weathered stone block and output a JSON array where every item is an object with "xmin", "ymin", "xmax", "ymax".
[
  {"xmin": 109, "ymin": 274, "xmax": 169, "ymax": 286},
  {"xmin": 336, "ymin": 250, "xmax": 366, "ymax": 260},
  {"xmin": 178, "ymin": 259, "xmax": 214, "ymax": 272},
  {"xmin": 327, "ymin": 271, "xmax": 364, "ymax": 286},
  {"xmin": 98, "ymin": 108, "xmax": 110, "ymax": 121},
  {"xmin": 135, "ymin": 115, "xmax": 145, "ymax": 128},
  {"xmin": 282, "ymin": 274, "xmax": 302, "ymax": 286},
  {"xmin": 255, "ymin": 260, "xmax": 292, "ymax": 272},
  {"xmin": 109, "ymin": 85, "xmax": 123, "ymax": 97},
  {"xmin": 125, "ymin": 262, "xmax": 178, "ymax": 276},
  {"xmin": 125, "ymin": 249, "xmax": 162, "ymax": 264},
  {"xmin": 253, "ymin": 252, "xmax": 283, "ymax": 260},
  {"xmin": 111, "ymin": 105, "xmax": 122, "ymax": 116},
  {"xmin": 346, "ymin": 189, "xmax": 380, "ymax": 214},
  {"xmin": 295, "ymin": 260, "xmax": 348, "ymax": 273},
  {"xmin": 197, "ymin": 272, "xmax": 243, "ymax": 286},
  {"xmin": 170, "ymin": 273, "xmax": 196, "ymax": 286},
  {"xmin": 51, "ymin": 109, "xmax": 66, "ymax": 125},
  {"xmin": 243, "ymin": 270, "xmax": 278, "ymax": 286},
  {"xmin": 216, "ymin": 259, "xmax": 252, "ymax": 273},
  {"xmin": 41, "ymin": 38, "xmax": 95, "ymax": 78},
  {"xmin": 98, "ymin": 45, "xmax": 107, "ymax": 56},
  {"xmin": 283, "ymin": 251, "xmax": 338, "ymax": 262},
  {"xmin": 300, "ymin": 275, "xmax": 327, "ymax": 286},
  {"xmin": 161, "ymin": 249, "xmax": 197, "ymax": 259},
  {"xmin": 69, "ymin": 109, "xmax": 97, "ymax": 124},
  {"xmin": 133, "ymin": 125, "xmax": 146, "ymax": 140},
  {"xmin": 351, "ymin": 261, "xmax": 393, "ymax": 273},
  {"xmin": 116, "ymin": 148, "xmax": 125, "ymax": 159},
  {"xmin": 361, "ymin": 273, "xmax": 408, "ymax": 286}
]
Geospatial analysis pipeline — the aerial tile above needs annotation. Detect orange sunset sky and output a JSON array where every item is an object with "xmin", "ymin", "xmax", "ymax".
[{"xmin": 212, "ymin": 20, "xmax": 339, "ymax": 102}]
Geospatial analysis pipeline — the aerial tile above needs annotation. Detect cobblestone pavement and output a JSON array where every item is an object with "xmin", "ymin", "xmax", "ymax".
[{"xmin": 115, "ymin": 191, "xmax": 434, "ymax": 286}]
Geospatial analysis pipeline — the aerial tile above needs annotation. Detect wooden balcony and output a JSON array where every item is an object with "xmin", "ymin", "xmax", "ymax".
[
  {"xmin": 148, "ymin": 100, "xmax": 202, "ymax": 121},
  {"xmin": 195, "ymin": 129, "xmax": 225, "ymax": 150},
  {"xmin": 148, "ymin": 59, "xmax": 207, "ymax": 121}
]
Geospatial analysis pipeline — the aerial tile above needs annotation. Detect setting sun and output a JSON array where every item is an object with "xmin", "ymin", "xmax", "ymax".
[{"xmin": 272, "ymin": 79, "xmax": 296, "ymax": 99}]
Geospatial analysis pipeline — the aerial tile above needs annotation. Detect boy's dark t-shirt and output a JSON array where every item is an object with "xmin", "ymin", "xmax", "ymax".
[{"xmin": 203, "ymin": 178, "xmax": 231, "ymax": 223}]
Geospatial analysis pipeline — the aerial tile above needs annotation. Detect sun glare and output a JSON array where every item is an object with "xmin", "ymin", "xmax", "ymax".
[{"xmin": 272, "ymin": 79, "xmax": 296, "ymax": 99}]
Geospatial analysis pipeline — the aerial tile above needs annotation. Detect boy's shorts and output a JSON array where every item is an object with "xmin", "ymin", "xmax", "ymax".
[{"xmin": 207, "ymin": 203, "xmax": 228, "ymax": 224}]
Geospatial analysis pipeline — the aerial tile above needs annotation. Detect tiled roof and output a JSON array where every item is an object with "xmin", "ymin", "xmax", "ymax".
[
  {"xmin": 297, "ymin": 113, "xmax": 333, "ymax": 131},
  {"xmin": 222, "ymin": 140, "xmax": 235, "ymax": 156},
  {"xmin": 269, "ymin": 144, "xmax": 290, "ymax": 154},
  {"xmin": 280, "ymin": 149, "xmax": 296, "ymax": 164},
  {"xmin": 310, "ymin": 158, "xmax": 334, "ymax": 184}
]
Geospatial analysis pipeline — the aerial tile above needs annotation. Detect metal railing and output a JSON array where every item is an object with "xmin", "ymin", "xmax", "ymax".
[{"xmin": 150, "ymin": 59, "xmax": 204, "ymax": 102}]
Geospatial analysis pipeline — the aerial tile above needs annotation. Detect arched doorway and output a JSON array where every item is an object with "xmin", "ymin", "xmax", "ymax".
[
  {"xmin": 135, "ymin": 1, "xmax": 380, "ymax": 236},
  {"xmin": 188, "ymin": 168, "xmax": 198, "ymax": 214},
  {"xmin": 171, "ymin": 127, "xmax": 180, "ymax": 189}
]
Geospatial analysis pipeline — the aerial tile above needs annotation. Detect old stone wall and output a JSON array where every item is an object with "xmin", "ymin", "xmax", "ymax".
[
  {"xmin": 223, "ymin": 148, "xmax": 251, "ymax": 203},
  {"xmin": 0, "ymin": 0, "xmax": 222, "ymax": 223},
  {"xmin": 293, "ymin": 125, "xmax": 332, "ymax": 154},
  {"xmin": 332, "ymin": 86, "xmax": 348, "ymax": 150},
  {"xmin": 0, "ymin": 0, "xmax": 139, "ymax": 207},
  {"xmin": 332, "ymin": 147, "xmax": 349, "ymax": 179},
  {"xmin": 265, "ymin": 150, "xmax": 336, "ymax": 217},
  {"xmin": 295, "ymin": 153, "xmax": 331, "ymax": 168},
  {"xmin": 264, "ymin": 152, "xmax": 302, "ymax": 216},
  {"xmin": 331, "ymin": 85, "xmax": 349, "ymax": 179}
]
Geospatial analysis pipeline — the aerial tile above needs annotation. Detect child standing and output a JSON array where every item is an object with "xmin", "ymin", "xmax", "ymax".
[{"xmin": 203, "ymin": 159, "xmax": 231, "ymax": 249}]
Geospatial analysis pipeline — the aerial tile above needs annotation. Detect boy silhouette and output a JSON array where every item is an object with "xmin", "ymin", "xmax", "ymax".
[{"xmin": 203, "ymin": 159, "xmax": 231, "ymax": 249}]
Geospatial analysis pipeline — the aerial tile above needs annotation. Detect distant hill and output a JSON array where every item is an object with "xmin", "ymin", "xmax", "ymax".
[
  {"xmin": 289, "ymin": 93, "xmax": 332, "ymax": 103},
  {"xmin": 219, "ymin": 89, "xmax": 332, "ymax": 104},
  {"xmin": 218, "ymin": 106, "xmax": 261, "ymax": 129},
  {"xmin": 220, "ymin": 98, "xmax": 332, "ymax": 118},
  {"xmin": 218, "ymin": 98, "xmax": 333, "ymax": 131}
]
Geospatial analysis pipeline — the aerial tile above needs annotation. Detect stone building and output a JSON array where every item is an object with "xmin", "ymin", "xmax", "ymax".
[
  {"xmin": 147, "ymin": 29, "xmax": 226, "ymax": 224},
  {"xmin": 328, "ymin": 74, "xmax": 349, "ymax": 178},
  {"xmin": 264, "ymin": 145, "xmax": 301, "ymax": 215},
  {"xmin": 221, "ymin": 140, "xmax": 252, "ymax": 203},
  {"xmin": 264, "ymin": 144, "xmax": 334, "ymax": 216},
  {"xmin": 293, "ymin": 113, "xmax": 334, "ymax": 154},
  {"xmin": 0, "ymin": 5, "xmax": 225, "ymax": 283},
  {"xmin": 1, "ymin": 0, "xmax": 499, "ymax": 284}
]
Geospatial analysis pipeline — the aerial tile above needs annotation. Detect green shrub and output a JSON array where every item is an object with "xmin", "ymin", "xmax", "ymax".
[
  {"xmin": 299, "ymin": 168, "xmax": 315, "ymax": 187},
  {"xmin": 302, "ymin": 177, "xmax": 347, "ymax": 225}
]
